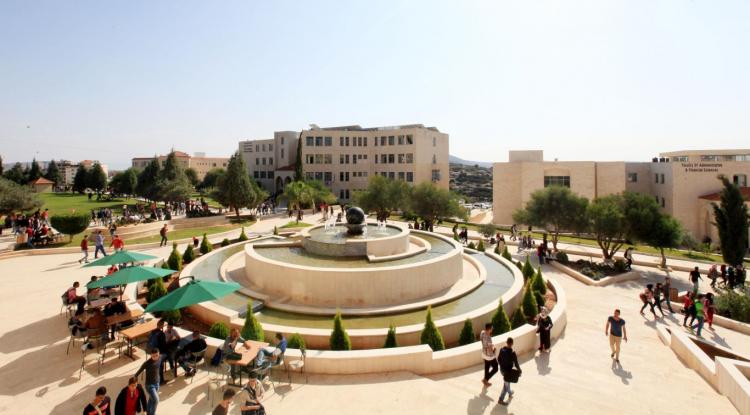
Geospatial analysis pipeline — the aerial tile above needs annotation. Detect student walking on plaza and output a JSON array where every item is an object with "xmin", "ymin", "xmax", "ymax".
[
  {"xmin": 238, "ymin": 375, "xmax": 265, "ymax": 415},
  {"xmin": 135, "ymin": 348, "xmax": 164, "ymax": 415},
  {"xmin": 691, "ymin": 294, "xmax": 706, "ymax": 337},
  {"xmin": 704, "ymin": 293, "xmax": 716, "ymax": 330},
  {"xmin": 79, "ymin": 235, "xmax": 89, "ymax": 264},
  {"xmin": 114, "ymin": 377, "xmax": 147, "ymax": 415},
  {"xmin": 94, "ymin": 230, "xmax": 107, "ymax": 258},
  {"xmin": 652, "ymin": 283, "xmax": 666, "ymax": 318},
  {"xmin": 159, "ymin": 224, "xmax": 168, "ymax": 247},
  {"xmin": 662, "ymin": 276, "xmax": 675, "ymax": 313},
  {"xmin": 83, "ymin": 386, "xmax": 112, "ymax": 415},
  {"xmin": 682, "ymin": 292, "xmax": 696, "ymax": 327},
  {"xmin": 536, "ymin": 307, "xmax": 553, "ymax": 352},
  {"xmin": 605, "ymin": 309, "xmax": 627, "ymax": 363},
  {"xmin": 639, "ymin": 284, "xmax": 657, "ymax": 318},
  {"xmin": 497, "ymin": 337, "xmax": 521, "ymax": 406},
  {"xmin": 110, "ymin": 234, "xmax": 125, "ymax": 252},
  {"xmin": 624, "ymin": 247, "xmax": 634, "ymax": 271},
  {"xmin": 480, "ymin": 323, "xmax": 498, "ymax": 386},
  {"xmin": 689, "ymin": 267, "xmax": 703, "ymax": 294}
]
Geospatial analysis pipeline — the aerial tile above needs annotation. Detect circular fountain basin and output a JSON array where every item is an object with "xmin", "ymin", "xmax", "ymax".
[{"xmin": 302, "ymin": 222, "xmax": 409, "ymax": 257}]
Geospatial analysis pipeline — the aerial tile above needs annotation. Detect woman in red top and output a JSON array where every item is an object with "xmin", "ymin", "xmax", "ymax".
[{"xmin": 114, "ymin": 377, "xmax": 147, "ymax": 415}]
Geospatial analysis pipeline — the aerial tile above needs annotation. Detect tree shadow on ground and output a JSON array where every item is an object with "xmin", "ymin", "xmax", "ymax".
[{"xmin": 0, "ymin": 313, "xmax": 68, "ymax": 353}]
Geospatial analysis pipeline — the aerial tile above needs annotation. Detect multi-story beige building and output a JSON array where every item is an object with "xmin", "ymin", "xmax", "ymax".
[
  {"xmin": 493, "ymin": 149, "xmax": 750, "ymax": 243},
  {"xmin": 131, "ymin": 151, "xmax": 229, "ymax": 181},
  {"xmin": 61, "ymin": 159, "xmax": 109, "ymax": 187},
  {"xmin": 238, "ymin": 124, "xmax": 449, "ymax": 201}
]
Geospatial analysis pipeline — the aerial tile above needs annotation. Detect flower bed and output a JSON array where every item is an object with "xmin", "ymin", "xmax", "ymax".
[{"xmin": 567, "ymin": 259, "xmax": 629, "ymax": 281}]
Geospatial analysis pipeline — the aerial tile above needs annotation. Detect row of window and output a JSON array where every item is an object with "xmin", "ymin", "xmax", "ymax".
[
  {"xmin": 339, "ymin": 154, "xmax": 368, "ymax": 164},
  {"xmin": 305, "ymin": 154, "xmax": 333, "ymax": 164},
  {"xmin": 544, "ymin": 176, "xmax": 570, "ymax": 188},
  {"xmin": 374, "ymin": 153, "xmax": 415, "ymax": 164},
  {"xmin": 255, "ymin": 157, "xmax": 274, "ymax": 166},
  {"xmin": 246, "ymin": 143, "xmax": 272, "ymax": 153},
  {"xmin": 375, "ymin": 171, "xmax": 415, "ymax": 182},
  {"xmin": 304, "ymin": 135, "xmax": 417, "ymax": 147},
  {"xmin": 655, "ymin": 173, "xmax": 665, "ymax": 184},
  {"xmin": 253, "ymin": 171, "xmax": 275, "ymax": 179},
  {"xmin": 700, "ymin": 154, "xmax": 750, "ymax": 162}
]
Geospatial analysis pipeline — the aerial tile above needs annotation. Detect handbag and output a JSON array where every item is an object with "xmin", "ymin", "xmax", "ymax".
[{"xmin": 505, "ymin": 368, "xmax": 522, "ymax": 383}]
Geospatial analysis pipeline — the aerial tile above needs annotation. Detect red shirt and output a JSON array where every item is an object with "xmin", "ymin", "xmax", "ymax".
[
  {"xmin": 124, "ymin": 387, "xmax": 139, "ymax": 415},
  {"xmin": 113, "ymin": 238, "xmax": 124, "ymax": 249},
  {"xmin": 81, "ymin": 239, "xmax": 88, "ymax": 249}
]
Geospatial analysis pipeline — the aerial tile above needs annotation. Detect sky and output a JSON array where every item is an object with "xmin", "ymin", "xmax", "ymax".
[{"xmin": 1, "ymin": 0, "xmax": 749, "ymax": 170}]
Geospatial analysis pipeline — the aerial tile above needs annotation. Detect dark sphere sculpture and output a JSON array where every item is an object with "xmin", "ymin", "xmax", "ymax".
[{"xmin": 345, "ymin": 207, "xmax": 366, "ymax": 235}]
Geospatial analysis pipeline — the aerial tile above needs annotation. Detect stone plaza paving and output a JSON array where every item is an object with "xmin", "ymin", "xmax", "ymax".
[{"xmin": 0, "ymin": 217, "xmax": 743, "ymax": 414}]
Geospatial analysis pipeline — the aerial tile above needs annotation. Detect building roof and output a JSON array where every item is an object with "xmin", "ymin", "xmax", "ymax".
[
  {"xmin": 31, "ymin": 177, "xmax": 54, "ymax": 185},
  {"xmin": 307, "ymin": 123, "xmax": 441, "ymax": 132},
  {"xmin": 276, "ymin": 163, "xmax": 297, "ymax": 171},
  {"xmin": 698, "ymin": 187, "xmax": 750, "ymax": 201}
]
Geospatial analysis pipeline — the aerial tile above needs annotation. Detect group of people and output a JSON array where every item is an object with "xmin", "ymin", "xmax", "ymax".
[
  {"xmin": 707, "ymin": 263, "xmax": 747, "ymax": 290},
  {"xmin": 66, "ymin": 277, "xmax": 132, "ymax": 342},
  {"xmin": 682, "ymin": 291, "xmax": 716, "ymax": 337},
  {"xmin": 79, "ymin": 229, "xmax": 117, "ymax": 263},
  {"xmin": 3, "ymin": 209, "xmax": 56, "ymax": 248}
]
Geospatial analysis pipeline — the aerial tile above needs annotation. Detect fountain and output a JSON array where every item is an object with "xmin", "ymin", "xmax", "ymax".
[{"xmin": 344, "ymin": 206, "xmax": 366, "ymax": 235}]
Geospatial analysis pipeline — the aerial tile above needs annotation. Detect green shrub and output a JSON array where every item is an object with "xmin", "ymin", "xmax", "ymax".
[
  {"xmin": 182, "ymin": 244, "xmax": 196, "ymax": 264},
  {"xmin": 531, "ymin": 267, "xmax": 547, "ymax": 295},
  {"xmin": 208, "ymin": 322, "xmax": 230, "ymax": 339},
  {"xmin": 329, "ymin": 311, "xmax": 351, "ymax": 350},
  {"xmin": 237, "ymin": 227, "xmax": 249, "ymax": 242},
  {"xmin": 288, "ymin": 333, "xmax": 306, "ymax": 349},
  {"xmin": 715, "ymin": 289, "xmax": 750, "ymax": 323},
  {"xmin": 458, "ymin": 318, "xmax": 475, "ymax": 346},
  {"xmin": 478, "ymin": 223, "xmax": 497, "ymax": 238},
  {"xmin": 522, "ymin": 256, "xmax": 535, "ymax": 281},
  {"xmin": 522, "ymin": 284, "xmax": 539, "ymax": 318},
  {"xmin": 148, "ymin": 277, "xmax": 167, "ymax": 303},
  {"xmin": 161, "ymin": 309, "xmax": 181, "ymax": 325},
  {"xmin": 384, "ymin": 324, "xmax": 398, "ymax": 348},
  {"xmin": 555, "ymin": 251, "xmax": 569, "ymax": 264},
  {"xmin": 160, "ymin": 261, "xmax": 170, "ymax": 270},
  {"xmin": 491, "ymin": 299, "xmax": 511, "ymax": 335},
  {"xmin": 502, "ymin": 246, "xmax": 513, "ymax": 261},
  {"xmin": 220, "ymin": 238, "xmax": 231, "ymax": 247},
  {"xmin": 534, "ymin": 291, "xmax": 545, "ymax": 310},
  {"xmin": 477, "ymin": 240, "xmax": 485, "ymax": 251},
  {"xmin": 613, "ymin": 259, "xmax": 627, "ymax": 273},
  {"xmin": 515, "ymin": 261, "xmax": 523, "ymax": 271},
  {"xmin": 420, "ymin": 306, "xmax": 445, "ymax": 351},
  {"xmin": 200, "ymin": 233, "xmax": 213, "ymax": 254},
  {"xmin": 273, "ymin": 226, "xmax": 279, "ymax": 236},
  {"xmin": 50, "ymin": 213, "xmax": 91, "ymax": 242},
  {"xmin": 167, "ymin": 243, "xmax": 182, "ymax": 271},
  {"xmin": 511, "ymin": 308, "xmax": 527, "ymax": 329},
  {"xmin": 241, "ymin": 302, "xmax": 264, "ymax": 341},
  {"xmin": 467, "ymin": 241, "xmax": 476, "ymax": 250}
]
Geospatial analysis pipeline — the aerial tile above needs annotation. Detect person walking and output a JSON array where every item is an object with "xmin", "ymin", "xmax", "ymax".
[
  {"xmin": 110, "ymin": 234, "xmax": 125, "ymax": 252},
  {"xmin": 94, "ymin": 230, "xmax": 107, "ymax": 258},
  {"xmin": 159, "ymin": 224, "xmax": 168, "ymax": 247},
  {"xmin": 212, "ymin": 389, "xmax": 236, "ymax": 415},
  {"xmin": 497, "ymin": 337, "xmax": 521, "ymax": 406},
  {"xmin": 639, "ymin": 284, "xmax": 657, "ymax": 318},
  {"xmin": 83, "ymin": 386, "xmax": 112, "ymax": 415},
  {"xmin": 624, "ymin": 247, "xmax": 634, "ymax": 270},
  {"xmin": 689, "ymin": 267, "xmax": 703, "ymax": 294},
  {"xmin": 682, "ymin": 292, "xmax": 696, "ymax": 327},
  {"xmin": 691, "ymin": 294, "xmax": 706, "ymax": 337},
  {"xmin": 134, "ymin": 348, "xmax": 163, "ymax": 415},
  {"xmin": 114, "ymin": 377, "xmax": 147, "ymax": 415},
  {"xmin": 238, "ymin": 375, "xmax": 264, "ymax": 415},
  {"xmin": 480, "ymin": 323, "xmax": 498, "ymax": 386},
  {"xmin": 704, "ymin": 293, "xmax": 716, "ymax": 330},
  {"xmin": 662, "ymin": 276, "xmax": 675, "ymax": 313},
  {"xmin": 708, "ymin": 264, "xmax": 719, "ymax": 289},
  {"xmin": 536, "ymin": 307, "xmax": 553, "ymax": 352},
  {"xmin": 652, "ymin": 283, "xmax": 666, "ymax": 318},
  {"xmin": 79, "ymin": 235, "xmax": 89, "ymax": 264},
  {"xmin": 605, "ymin": 309, "xmax": 627, "ymax": 363}
]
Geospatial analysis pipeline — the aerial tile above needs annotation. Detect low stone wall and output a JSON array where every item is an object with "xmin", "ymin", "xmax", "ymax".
[
  {"xmin": 717, "ymin": 358, "xmax": 750, "ymax": 415},
  {"xmin": 549, "ymin": 260, "xmax": 642, "ymax": 287}
]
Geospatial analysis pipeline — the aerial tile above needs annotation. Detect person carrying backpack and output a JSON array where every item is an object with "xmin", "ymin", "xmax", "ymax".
[{"xmin": 497, "ymin": 337, "xmax": 521, "ymax": 406}]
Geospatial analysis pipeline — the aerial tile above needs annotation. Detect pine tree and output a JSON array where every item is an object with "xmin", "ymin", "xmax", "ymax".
[
  {"xmin": 420, "ymin": 306, "xmax": 445, "ymax": 351},
  {"xmin": 511, "ymin": 308, "xmax": 527, "ymax": 329},
  {"xmin": 531, "ymin": 267, "xmax": 547, "ymax": 295},
  {"xmin": 288, "ymin": 333, "xmax": 306, "ymax": 349},
  {"xmin": 713, "ymin": 175, "xmax": 750, "ymax": 267},
  {"xmin": 73, "ymin": 164, "xmax": 88, "ymax": 193},
  {"xmin": 237, "ymin": 227, "xmax": 249, "ymax": 242},
  {"xmin": 241, "ymin": 302, "xmax": 265, "ymax": 341},
  {"xmin": 214, "ymin": 152, "xmax": 264, "ymax": 217},
  {"xmin": 27, "ymin": 158, "xmax": 42, "ymax": 182},
  {"xmin": 157, "ymin": 151, "xmax": 192, "ymax": 202},
  {"xmin": 44, "ymin": 160, "xmax": 62, "ymax": 187},
  {"xmin": 534, "ymin": 291, "xmax": 546, "ymax": 311},
  {"xmin": 148, "ymin": 277, "xmax": 167, "ymax": 303},
  {"xmin": 502, "ymin": 246, "xmax": 513, "ymax": 261},
  {"xmin": 458, "ymin": 318, "xmax": 475, "ymax": 346},
  {"xmin": 491, "ymin": 299, "xmax": 511, "ymax": 335},
  {"xmin": 87, "ymin": 162, "xmax": 107, "ymax": 192},
  {"xmin": 200, "ymin": 233, "xmax": 212, "ymax": 254},
  {"xmin": 208, "ymin": 322, "xmax": 230, "ymax": 339},
  {"xmin": 329, "ymin": 311, "xmax": 352, "ymax": 350},
  {"xmin": 522, "ymin": 255, "xmax": 535, "ymax": 280},
  {"xmin": 522, "ymin": 284, "xmax": 539, "ymax": 319},
  {"xmin": 137, "ymin": 157, "xmax": 161, "ymax": 200},
  {"xmin": 182, "ymin": 244, "xmax": 196, "ymax": 264},
  {"xmin": 161, "ymin": 309, "xmax": 181, "ymax": 325},
  {"xmin": 294, "ymin": 132, "xmax": 303, "ymax": 181},
  {"xmin": 477, "ymin": 240, "xmax": 485, "ymax": 251},
  {"xmin": 221, "ymin": 238, "xmax": 231, "ymax": 247},
  {"xmin": 383, "ymin": 324, "xmax": 398, "ymax": 348},
  {"xmin": 167, "ymin": 243, "xmax": 183, "ymax": 271}
]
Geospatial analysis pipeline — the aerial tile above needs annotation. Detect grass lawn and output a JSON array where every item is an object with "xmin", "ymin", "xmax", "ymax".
[
  {"xmin": 39, "ymin": 193, "xmax": 133, "ymax": 216},
  {"xmin": 279, "ymin": 221, "xmax": 313, "ymax": 229},
  {"xmin": 125, "ymin": 220, "xmax": 256, "ymax": 245}
]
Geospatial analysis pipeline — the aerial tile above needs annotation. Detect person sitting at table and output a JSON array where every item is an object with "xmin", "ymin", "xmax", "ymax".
[
  {"xmin": 164, "ymin": 321, "xmax": 181, "ymax": 377},
  {"xmin": 177, "ymin": 331, "xmax": 208, "ymax": 377},
  {"xmin": 68, "ymin": 309, "xmax": 88, "ymax": 337},
  {"xmin": 254, "ymin": 332, "xmax": 287, "ymax": 368},
  {"xmin": 66, "ymin": 281, "xmax": 87, "ymax": 314},
  {"xmin": 221, "ymin": 328, "xmax": 249, "ymax": 382},
  {"xmin": 146, "ymin": 319, "xmax": 169, "ymax": 384},
  {"xmin": 104, "ymin": 298, "xmax": 130, "ymax": 338},
  {"xmin": 87, "ymin": 276, "xmax": 104, "ymax": 302},
  {"xmin": 85, "ymin": 308, "xmax": 108, "ymax": 343}
]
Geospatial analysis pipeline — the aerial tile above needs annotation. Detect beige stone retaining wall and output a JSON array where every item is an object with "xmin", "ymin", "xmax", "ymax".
[{"xmin": 548, "ymin": 260, "xmax": 642, "ymax": 287}]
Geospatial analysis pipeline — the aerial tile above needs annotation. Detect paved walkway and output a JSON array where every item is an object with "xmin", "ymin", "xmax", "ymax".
[{"xmin": 0, "ymin": 222, "xmax": 743, "ymax": 414}]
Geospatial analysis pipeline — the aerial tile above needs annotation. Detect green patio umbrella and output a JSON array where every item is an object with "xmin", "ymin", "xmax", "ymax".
[
  {"xmin": 145, "ymin": 278, "xmax": 241, "ymax": 313},
  {"xmin": 83, "ymin": 250, "xmax": 158, "ymax": 267},
  {"xmin": 87, "ymin": 266, "xmax": 177, "ymax": 289}
]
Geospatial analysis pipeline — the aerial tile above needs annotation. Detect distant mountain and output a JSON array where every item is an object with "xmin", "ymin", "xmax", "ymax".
[{"xmin": 449, "ymin": 155, "xmax": 492, "ymax": 168}]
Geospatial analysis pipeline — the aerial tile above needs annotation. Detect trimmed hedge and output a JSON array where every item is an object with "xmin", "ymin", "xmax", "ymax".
[
  {"xmin": 329, "ymin": 311, "xmax": 351, "ymax": 351},
  {"xmin": 50, "ymin": 213, "xmax": 91, "ymax": 242},
  {"xmin": 208, "ymin": 322, "xmax": 230, "ymax": 339},
  {"xmin": 383, "ymin": 325, "xmax": 398, "ymax": 348},
  {"xmin": 200, "ymin": 233, "xmax": 212, "ymax": 254},
  {"xmin": 420, "ymin": 306, "xmax": 445, "ymax": 351},
  {"xmin": 288, "ymin": 333, "xmax": 306, "ymax": 349},
  {"xmin": 241, "ymin": 302, "xmax": 264, "ymax": 341},
  {"xmin": 458, "ymin": 318, "xmax": 475, "ymax": 346}
]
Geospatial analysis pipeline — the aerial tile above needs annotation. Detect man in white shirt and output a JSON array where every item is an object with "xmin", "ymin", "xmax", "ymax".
[{"xmin": 480, "ymin": 323, "xmax": 498, "ymax": 386}]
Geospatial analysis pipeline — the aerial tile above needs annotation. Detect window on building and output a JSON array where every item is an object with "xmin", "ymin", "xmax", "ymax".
[
  {"xmin": 269, "ymin": 157, "xmax": 273, "ymax": 165},
  {"xmin": 281, "ymin": 148, "xmax": 284, "ymax": 159},
  {"xmin": 269, "ymin": 144, "xmax": 273, "ymax": 151},
  {"xmin": 406, "ymin": 135, "xmax": 413, "ymax": 145},
  {"xmin": 306, "ymin": 172, "xmax": 314, "ymax": 180},
  {"xmin": 324, "ymin": 172, "xmax": 332, "ymax": 183},
  {"xmin": 260, "ymin": 171, "xmax": 267, "ymax": 179},
  {"xmin": 381, "ymin": 136, "xmax": 387, "ymax": 146},
  {"xmin": 261, "ymin": 144, "xmax": 266, "ymax": 152},
  {"xmin": 544, "ymin": 176, "xmax": 570, "ymax": 187},
  {"xmin": 374, "ymin": 137, "xmax": 377, "ymax": 146},
  {"xmin": 627, "ymin": 173, "xmax": 638, "ymax": 183},
  {"xmin": 345, "ymin": 189, "xmax": 350, "ymax": 199},
  {"xmin": 660, "ymin": 174, "xmax": 665, "ymax": 184},
  {"xmin": 381, "ymin": 154, "xmax": 387, "ymax": 164},
  {"xmin": 388, "ymin": 154, "xmax": 395, "ymax": 164},
  {"xmin": 398, "ymin": 154, "xmax": 405, "ymax": 164},
  {"xmin": 398, "ymin": 172, "xmax": 405, "ymax": 181},
  {"xmin": 255, "ymin": 158, "xmax": 259, "ymax": 165},
  {"xmin": 734, "ymin": 174, "xmax": 748, "ymax": 187},
  {"xmin": 654, "ymin": 173, "xmax": 659, "ymax": 184},
  {"xmin": 253, "ymin": 171, "xmax": 259, "ymax": 178},
  {"xmin": 324, "ymin": 137, "xmax": 332, "ymax": 146},
  {"xmin": 358, "ymin": 137, "xmax": 362, "ymax": 146},
  {"xmin": 339, "ymin": 172, "xmax": 344, "ymax": 181},
  {"xmin": 672, "ymin": 156, "xmax": 688, "ymax": 162},
  {"xmin": 388, "ymin": 136, "xmax": 395, "ymax": 145},
  {"xmin": 431, "ymin": 169, "xmax": 441, "ymax": 182},
  {"xmin": 306, "ymin": 137, "xmax": 313, "ymax": 146},
  {"xmin": 432, "ymin": 154, "xmax": 437, "ymax": 164},
  {"xmin": 405, "ymin": 153, "xmax": 413, "ymax": 163},
  {"xmin": 388, "ymin": 172, "xmax": 395, "ymax": 180},
  {"xmin": 661, "ymin": 197, "xmax": 665, "ymax": 208},
  {"xmin": 340, "ymin": 137, "xmax": 344, "ymax": 146},
  {"xmin": 325, "ymin": 154, "xmax": 332, "ymax": 164},
  {"xmin": 314, "ymin": 154, "xmax": 323, "ymax": 164},
  {"xmin": 281, "ymin": 137, "xmax": 285, "ymax": 145},
  {"xmin": 655, "ymin": 195, "xmax": 659, "ymax": 203},
  {"xmin": 345, "ymin": 137, "xmax": 350, "ymax": 146},
  {"xmin": 353, "ymin": 155, "xmax": 357, "ymax": 165},
  {"xmin": 268, "ymin": 171, "xmax": 274, "ymax": 179},
  {"xmin": 256, "ymin": 145, "xmax": 260, "ymax": 152},
  {"xmin": 398, "ymin": 135, "xmax": 404, "ymax": 145},
  {"xmin": 314, "ymin": 172, "xmax": 323, "ymax": 181},
  {"xmin": 339, "ymin": 190, "xmax": 344, "ymax": 199},
  {"xmin": 315, "ymin": 137, "xmax": 323, "ymax": 146},
  {"xmin": 701, "ymin": 155, "xmax": 720, "ymax": 161},
  {"xmin": 345, "ymin": 155, "xmax": 350, "ymax": 164}
]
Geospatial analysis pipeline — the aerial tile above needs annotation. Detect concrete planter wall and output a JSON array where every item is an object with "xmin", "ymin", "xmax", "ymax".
[{"xmin": 549, "ymin": 260, "xmax": 642, "ymax": 287}]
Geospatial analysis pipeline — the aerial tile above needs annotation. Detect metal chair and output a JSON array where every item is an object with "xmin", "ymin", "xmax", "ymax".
[
  {"xmin": 60, "ymin": 295, "xmax": 75, "ymax": 317},
  {"xmin": 268, "ymin": 349, "xmax": 286, "ymax": 384},
  {"xmin": 286, "ymin": 348, "xmax": 307, "ymax": 383},
  {"xmin": 186, "ymin": 348, "xmax": 207, "ymax": 384},
  {"xmin": 66, "ymin": 327, "xmax": 88, "ymax": 355}
]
